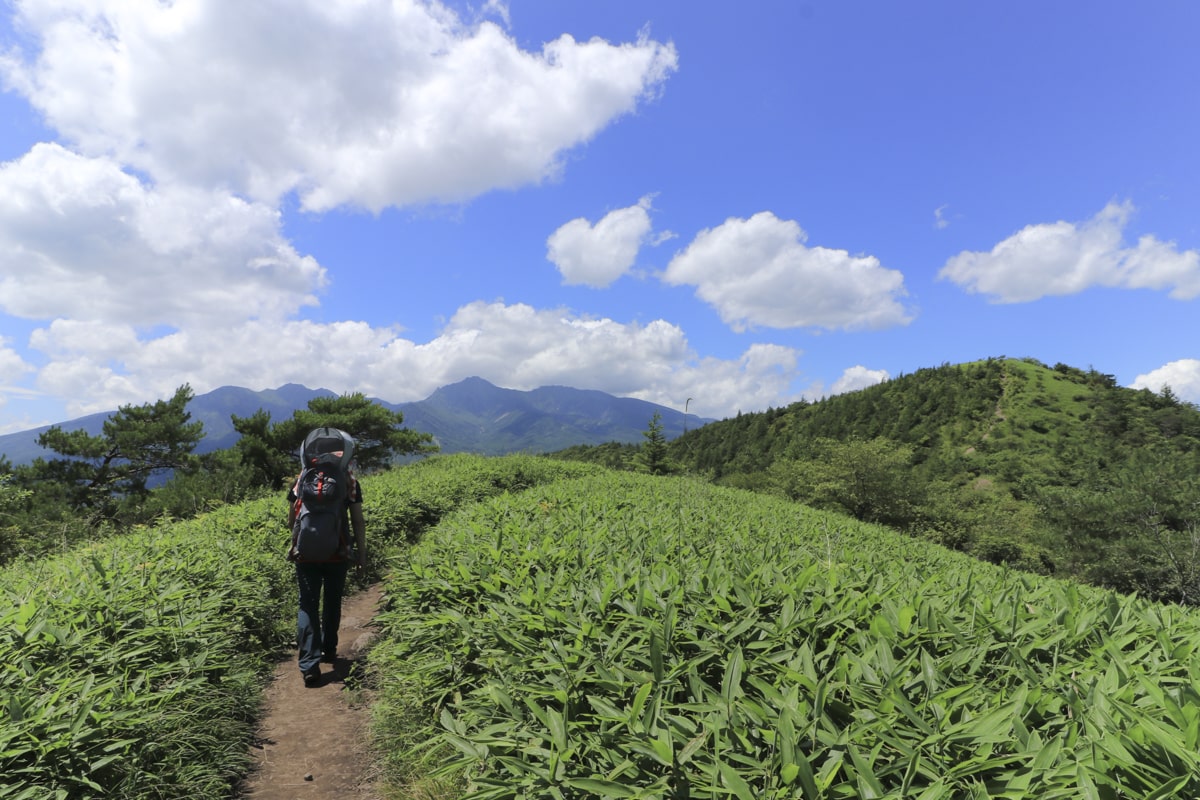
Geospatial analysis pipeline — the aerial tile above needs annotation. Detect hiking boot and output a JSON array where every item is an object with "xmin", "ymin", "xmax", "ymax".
[
  {"xmin": 321, "ymin": 651, "xmax": 337, "ymax": 664},
  {"xmin": 303, "ymin": 667, "xmax": 321, "ymax": 687}
]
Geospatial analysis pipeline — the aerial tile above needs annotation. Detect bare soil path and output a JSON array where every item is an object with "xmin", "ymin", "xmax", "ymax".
[{"xmin": 239, "ymin": 583, "xmax": 385, "ymax": 800}]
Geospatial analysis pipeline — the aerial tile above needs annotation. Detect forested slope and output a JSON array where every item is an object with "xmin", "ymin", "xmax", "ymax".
[{"xmin": 675, "ymin": 357, "xmax": 1200, "ymax": 482}]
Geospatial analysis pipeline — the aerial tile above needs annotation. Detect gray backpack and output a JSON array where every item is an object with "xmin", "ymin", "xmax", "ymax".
[{"xmin": 290, "ymin": 427, "xmax": 356, "ymax": 562}]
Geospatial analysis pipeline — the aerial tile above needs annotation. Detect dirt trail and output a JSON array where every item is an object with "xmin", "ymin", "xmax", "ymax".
[{"xmin": 239, "ymin": 583, "xmax": 385, "ymax": 800}]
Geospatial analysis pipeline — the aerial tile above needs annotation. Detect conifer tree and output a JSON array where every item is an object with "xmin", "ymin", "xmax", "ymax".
[
  {"xmin": 633, "ymin": 412, "xmax": 673, "ymax": 475},
  {"xmin": 29, "ymin": 385, "xmax": 204, "ymax": 523}
]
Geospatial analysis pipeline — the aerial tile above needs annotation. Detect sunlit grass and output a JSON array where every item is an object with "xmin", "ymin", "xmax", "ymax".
[
  {"xmin": 371, "ymin": 470, "xmax": 1200, "ymax": 799},
  {"xmin": 0, "ymin": 454, "xmax": 594, "ymax": 799}
]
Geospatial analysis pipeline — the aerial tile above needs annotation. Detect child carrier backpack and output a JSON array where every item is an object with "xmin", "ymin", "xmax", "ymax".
[{"xmin": 291, "ymin": 427, "xmax": 356, "ymax": 562}]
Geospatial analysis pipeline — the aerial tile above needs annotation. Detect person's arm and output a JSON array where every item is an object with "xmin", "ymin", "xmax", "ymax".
[
  {"xmin": 286, "ymin": 476, "xmax": 301, "ymax": 525},
  {"xmin": 350, "ymin": 502, "xmax": 366, "ymax": 569},
  {"xmin": 285, "ymin": 479, "xmax": 299, "ymax": 561}
]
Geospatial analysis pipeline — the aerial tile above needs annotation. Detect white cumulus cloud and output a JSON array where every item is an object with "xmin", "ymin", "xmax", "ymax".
[
  {"xmin": 0, "ymin": 337, "xmax": 30, "ymax": 372},
  {"xmin": 831, "ymin": 365, "xmax": 890, "ymax": 395},
  {"xmin": 662, "ymin": 211, "xmax": 913, "ymax": 332},
  {"xmin": 23, "ymin": 301, "xmax": 804, "ymax": 421},
  {"xmin": 939, "ymin": 201, "xmax": 1200, "ymax": 303},
  {"xmin": 0, "ymin": 143, "xmax": 325, "ymax": 327},
  {"xmin": 0, "ymin": 336, "xmax": 38, "ymax": 431},
  {"xmin": 547, "ymin": 196, "xmax": 655, "ymax": 287},
  {"xmin": 1131, "ymin": 359, "xmax": 1200, "ymax": 405},
  {"xmin": 2, "ymin": 0, "xmax": 678, "ymax": 212},
  {"xmin": 366, "ymin": 301, "xmax": 803, "ymax": 415},
  {"xmin": 0, "ymin": 2, "xmax": 710, "ymax": 430}
]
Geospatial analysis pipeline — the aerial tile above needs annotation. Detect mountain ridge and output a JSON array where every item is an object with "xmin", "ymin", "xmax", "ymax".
[{"xmin": 0, "ymin": 377, "xmax": 712, "ymax": 465}]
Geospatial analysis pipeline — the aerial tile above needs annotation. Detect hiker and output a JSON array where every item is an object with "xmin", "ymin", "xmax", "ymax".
[{"xmin": 287, "ymin": 427, "xmax": 367, "ymax": 687}]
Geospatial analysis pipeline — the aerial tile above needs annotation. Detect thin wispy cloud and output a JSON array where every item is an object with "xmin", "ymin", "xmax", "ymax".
[{"xmin": 934, "ymin": 204, "xmax": 950, "ymax": 230}]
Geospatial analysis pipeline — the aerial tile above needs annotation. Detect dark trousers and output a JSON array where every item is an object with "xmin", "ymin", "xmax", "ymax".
[{"xmin": 295, "ymin": 561, "xmax": 349, "ymax": 674}]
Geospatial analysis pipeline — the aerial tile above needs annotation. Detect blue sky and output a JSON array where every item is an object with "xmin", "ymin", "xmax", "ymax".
[{"xmin": 1, "ymin": 1, "xmax": 1199, "ymax": 434}]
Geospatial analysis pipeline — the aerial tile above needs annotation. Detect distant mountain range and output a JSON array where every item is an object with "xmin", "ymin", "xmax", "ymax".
[{"xmin": 0, "ymin": 377, "xmax": 714, "ymax": 465}]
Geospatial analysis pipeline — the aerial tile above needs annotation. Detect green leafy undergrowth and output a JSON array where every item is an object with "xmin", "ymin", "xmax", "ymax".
[
  {"xmin": 367, "ymin": 454, "xmax": 600, "ymax": 546},
  {"xmin": 0, "ymin": 453, "xmax": 596, "ymax": 799},
  {"xmin": 0, "ymin": 495, "xmax": 290, "ymax": 799},
  {"xmin": 371, "ymin": 471, "xmax": 1200, "ymax": 799}
]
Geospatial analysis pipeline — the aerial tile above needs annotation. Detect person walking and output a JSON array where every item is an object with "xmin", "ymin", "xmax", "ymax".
[{"xmin": 287, "ymin": 427, "xmax": 367, "ymax": 687}]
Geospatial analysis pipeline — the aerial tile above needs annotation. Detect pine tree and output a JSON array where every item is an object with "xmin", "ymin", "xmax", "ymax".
[
  {"xmin": 633, "ymin": 413, "xmax": 673, "ymax": 475},
  {"xmin": 29, "ymin": 385, "xmax": 204, "ymax": 523}
]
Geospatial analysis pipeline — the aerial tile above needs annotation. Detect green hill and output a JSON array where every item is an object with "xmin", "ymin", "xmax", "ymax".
[
  {"xmin": 653, "ymin": 357, "xmax": 1200, "ymax": 603},
  {"xmin": 675, "ymin": 357, "xmax": 1200, "ymax": 481}
]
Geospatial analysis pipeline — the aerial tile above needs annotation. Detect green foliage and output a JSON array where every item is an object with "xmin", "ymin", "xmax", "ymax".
[
  {"xmin": 0, "ymin": 473, "xmax": 31, "ymax": 561},
  {"xmin": 230, "ymin": 408, "xmax": 296, "ymax": 490},
  {"xmin": 12, "ymin": 452, "xmax": 1200, "ymax": 798},
  {"xmin": 0, "ymin": 495, "xmax": 291, "ymax": 798},
  {"xmin": 371, "ymin": 470, "xmax": 1200, "ymax": 798},
  {"xmin": 0, "ymin": 453, "xmax": 592, "ymax": 798},
  {"xmin": 0, "ymin": 473, "xmax": 29, "ymax": 515},
  {"xmin": 641, "ymin": 357, "xmax": 1200, "ymax": 595},
  {"xmin": 232, "ymin": 391, "xmax": 438, "ymax": 488},
  {"xmin": 0, "ymin": 386, "xmax": 214, "ymax": 564},
  {"xmin": 631, "ymin": 413, "xmax": 675, "ymax": 475},
  {"xmin": 276, "ymin": 391, "xmax": 437, "ymax": 472},
  {"xmin": 139, "ymin": 448, "xmax": 269, "ymax": 522},
  {"xmin": 23, "ymin": 385, "xmax": 204, "ymax": 523},
  {"xmin": 366, "ymin": 454, "xmax": 600, "ymax": 546},
  {"xmin": 550, "ymin": 441, "xmax": 639, "ymax": 471},
  {"xmin": 768, "ymin": 437, "xmax": 922, "ymax": 527},
  {"xmin": 917, "ymin": 480, "xmax": 1049, "ymax": 572},
  {"xmin": 1037, "ymin": 449, "xmax": 1200, "ymax": 604}
]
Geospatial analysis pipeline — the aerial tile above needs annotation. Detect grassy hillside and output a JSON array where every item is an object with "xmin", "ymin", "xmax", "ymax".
[
  {"xmin": 6, "ymin": 455, "xmax": 1200, "ymax": 797},
  {"xmin": 0, "ymin": 455, "xmax": 596, "ymax": 799},
  {"xmin": 644, "ymin": 357, "xmax": 1200, "ymax": 601},
  {"xmin": 371, "ymin": 468, "xmax": 1200, "ymax": 798}
]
